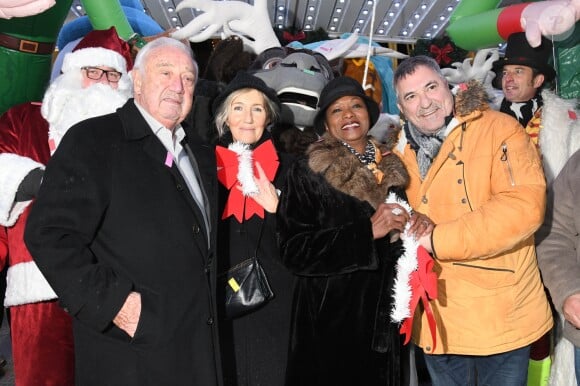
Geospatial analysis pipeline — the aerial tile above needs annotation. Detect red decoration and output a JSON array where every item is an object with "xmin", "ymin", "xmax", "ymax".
[
  {"xmin": 429, "ymin": 43, "xmax": 454, "ymax": 65},
  {"xmin": 399, "ymin": 245, "xmax": 439, "ymax": 351},
  {"xmin": 216, "ymin": 140, "xmax": 279, "ymax": 222},
  {"xmin": 283, "ymin": 30, "xmax": 306, "ymax": 42}
]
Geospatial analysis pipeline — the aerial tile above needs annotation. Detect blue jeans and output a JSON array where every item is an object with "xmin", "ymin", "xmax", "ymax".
[
  {"xmin": 575, "ymin": 345, "xmax": 580, "ymax": 385},
  {"xmin": 423, "ymin": 345, "xmax": 531, "ymax": 386}
]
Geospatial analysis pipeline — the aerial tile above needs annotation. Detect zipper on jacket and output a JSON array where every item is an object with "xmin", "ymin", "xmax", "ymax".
[
  {"xmin": 501, "ymin": 143, "xmax": 515, "ymax": 186},
  {"xmin": 452, "ymin": 262, "xmax": 515, "ymax": 273}
]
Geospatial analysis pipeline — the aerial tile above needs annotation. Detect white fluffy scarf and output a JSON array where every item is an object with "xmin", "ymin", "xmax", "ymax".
[
  {"xmin": 228, "ymin": 141, "xmax": 259, "ymax": 196},
  {"xmin": 387, "ymin": 191, "xmax": 420, "ymax": 323}
]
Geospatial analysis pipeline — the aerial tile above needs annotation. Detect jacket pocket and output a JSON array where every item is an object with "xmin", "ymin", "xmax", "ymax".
[
  {"xmin": 130, "ymin": 286, "xmax": 164, "ymax": 348},
  {"xmin": 452, "ymin": 261, "xmax": 516, "ymax": 289}
]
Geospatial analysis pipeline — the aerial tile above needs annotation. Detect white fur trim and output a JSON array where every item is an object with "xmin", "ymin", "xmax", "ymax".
[
  {"xmin": 229, "ymin": 142, "xmax": 259, "ymax": 195},
  {"xmin": 443, "ymin": 117, "xmax": 459, "ymax": 137},
  {"xmin": 4, "ymin": 261, "xmax": 57, "ymax": 307},
  {"xmin": 387, "ymin": 192, "xmax": 419, "ymax": 323},
  {"xmin": 395, "ymin": 129, "xmax": 408, "ymax": 154},
  {"xmin": 539, "ymin": 90, "xmax": 580, "ymax": 183},
  {"xmin": 0, "ymin": 153, "xmax": 44, "ymax": 226},
  {"xmin": 62, "ymin": 47, "xmax": 127, "ymax": 74}
]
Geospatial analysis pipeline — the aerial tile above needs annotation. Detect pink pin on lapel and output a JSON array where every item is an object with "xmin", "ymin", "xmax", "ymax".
[{"xmin": 165, "ymin": 152, "xmax": 173, "ymax": 167}]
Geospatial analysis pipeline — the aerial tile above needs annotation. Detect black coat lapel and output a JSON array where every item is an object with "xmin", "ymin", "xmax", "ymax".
[
  {"xmin": 117, "ymin": 100, "xmax": 210, "ymax": 250},
  {"xmin": 180, "ymin": 130, "xmax": 218, "ymax": 250}
]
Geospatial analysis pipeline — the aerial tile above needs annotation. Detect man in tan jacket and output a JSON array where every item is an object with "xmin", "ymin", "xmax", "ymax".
[{"xmin": 394, "ymin": 55, "xmax": 553, "ymax": 385}]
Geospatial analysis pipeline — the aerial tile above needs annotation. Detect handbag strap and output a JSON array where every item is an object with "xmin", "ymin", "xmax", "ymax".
[
  {"xmin": 253, "ymin": 216, "xmax": 266, "ymax": 260},
  {"xmin": 240, "ymin": 198, "xmax": 267, "ymax": 261}
]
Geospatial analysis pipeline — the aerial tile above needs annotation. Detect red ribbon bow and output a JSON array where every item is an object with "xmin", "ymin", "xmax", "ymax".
[
  {"xmin": 399, "ymin": 245, "xmax": 439, "ymax": 351},
  {"xmin": 430, "ymin": 43, "xmax": 453, "ymax": 65},
  {"xmin": 283, "ymin": 30, "xmax": 306, "ymax": 42},
  {"xmin": 216, "ymin": 140, "xmax": 279, "ymax": 222}
]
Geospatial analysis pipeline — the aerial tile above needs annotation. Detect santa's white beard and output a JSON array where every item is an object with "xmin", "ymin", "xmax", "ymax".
[{"xmin": 42, "ymin": 72, "xmax": 132, "ymax": 153}]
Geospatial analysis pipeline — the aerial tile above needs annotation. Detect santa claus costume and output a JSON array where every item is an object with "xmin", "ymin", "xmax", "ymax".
[{"xmin": 0, "ymin": 27, "xmax": 132, "ymax": 386}]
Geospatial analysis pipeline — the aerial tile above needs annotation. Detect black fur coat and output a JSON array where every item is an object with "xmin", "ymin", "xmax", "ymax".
[{"xmin": 277, "ymin": 133, "xmax": 409, "ymax": 386}]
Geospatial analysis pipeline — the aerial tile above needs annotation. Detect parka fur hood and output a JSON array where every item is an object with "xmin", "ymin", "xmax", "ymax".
[
  {"xmin": 307, "ymin": 133, "xmax": 408, "ymax": 208},
  {"xmin": 453, "ymin": 80, "xmax": 490, "ymax": 117}
]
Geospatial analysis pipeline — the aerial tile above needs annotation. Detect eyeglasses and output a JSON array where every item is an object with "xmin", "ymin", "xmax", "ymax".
[{"xmin": 82, "ymin": 67, "xmax": 122, "ymax": 83}]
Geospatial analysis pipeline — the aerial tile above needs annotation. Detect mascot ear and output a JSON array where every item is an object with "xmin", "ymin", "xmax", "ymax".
[
  {"xmin": 312, "ymin": 52, "xmax": 335, "ymax": 81},
  {"xmin": 249, "ymin": 47, "xmax": 287, "ymax": 71}
]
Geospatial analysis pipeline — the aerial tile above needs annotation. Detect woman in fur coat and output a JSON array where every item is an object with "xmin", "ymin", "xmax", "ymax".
[
  {"xmin": 277, "ymin": 76, "xmax": 433, "ymax": 386},
  {"xmin": 213, "ymin": 72, "xmax": 295, "ymax": 386}
]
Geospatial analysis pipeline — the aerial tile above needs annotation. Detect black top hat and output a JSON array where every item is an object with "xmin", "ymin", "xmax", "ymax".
[
  {"xmin": 492, "ymin": 32, "xmax": 556, "ymax": 82},
  {"xmin": 314, "ymin": 76, "xmax": 380, "ymax": 135},
  {"xmin": 212, "ymin": 71, "xmax": 281, "ymax": 115}
]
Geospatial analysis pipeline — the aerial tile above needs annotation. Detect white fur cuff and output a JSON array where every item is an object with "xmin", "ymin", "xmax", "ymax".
[
  {"xmin": 4, "ymin": 261, "xmax": 58, "ymax": 307},
  {"xmin": 0, "ymin": 153, "xmax": 44, "ymax": 226}
]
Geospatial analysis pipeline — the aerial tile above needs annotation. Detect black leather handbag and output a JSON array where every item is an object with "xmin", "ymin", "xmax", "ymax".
[
  {"xmin": 221, "ymin": 255, "xmax": 274, "ymax": 319},
  {"xmin": 220, "ymin": 219, "xmax": 274, "ymax": 319}
]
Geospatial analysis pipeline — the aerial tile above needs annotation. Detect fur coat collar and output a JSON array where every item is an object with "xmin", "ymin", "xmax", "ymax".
[{"xmin": 307, "ymin": 133, "xmax": 408, "ymax": 208}]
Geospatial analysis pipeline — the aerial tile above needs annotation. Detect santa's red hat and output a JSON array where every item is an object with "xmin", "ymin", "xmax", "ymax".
[{"xmin": 61, "ymin": 26, "xmax": 133, "ymax": 74}]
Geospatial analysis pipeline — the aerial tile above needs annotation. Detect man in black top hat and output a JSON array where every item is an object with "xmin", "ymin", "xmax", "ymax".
[
  {"xmin": 493, "ymin": 32, "xmax": 555, "ymax": 130},
  {"xmin": 493, "ymin": 32, "xmax": 579, "ymax": 183}
]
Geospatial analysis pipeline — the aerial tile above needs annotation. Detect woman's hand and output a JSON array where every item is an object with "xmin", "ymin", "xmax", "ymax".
[
  {"xmin": 371, "ymin": 203, "xmax": 410, "ymax": 240},
  {"xmin": 248, "ymin": 161, "xmax": 279, "ymax": 213}
]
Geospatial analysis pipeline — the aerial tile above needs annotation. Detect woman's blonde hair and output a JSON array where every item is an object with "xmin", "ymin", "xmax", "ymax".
[{"xmin": 214, "ymin": 88, "xmax": 280, "ymax": 137}]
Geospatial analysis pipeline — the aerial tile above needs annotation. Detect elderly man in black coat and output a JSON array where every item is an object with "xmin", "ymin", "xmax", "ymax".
[{"xmin": 24, "ymin": 37, "xmax": 222, "ymax": 386}]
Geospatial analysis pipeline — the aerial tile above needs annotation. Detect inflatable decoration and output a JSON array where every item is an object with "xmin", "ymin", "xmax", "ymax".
[
  {"xmin": 250, "ymin": 46, "xmax": 334, "ymax": 129},
  {"xmin": 447, "ymin": 0, "xmax": 579, "ymax": 50},
  {"xmin": 0, "ymin": 0, "xmax": 55, "ymax": 19},
  {"xmin": 447, "ymin": 0, "xmax": 579, "ymax": 99},
  {"xmin": 57, "ymin": 0, "xmax": 163, "ymax": 50},
  {"xmin": 0, "ymin": 0, "xmax": 71, "ymax": 114},
  {"xmin": 173, "ymin": 0, "xmax": 280, "ymax": 55}
]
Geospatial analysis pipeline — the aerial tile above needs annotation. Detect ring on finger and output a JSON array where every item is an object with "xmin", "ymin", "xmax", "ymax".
[{"xmin": 392, "ymin": 208, "xmax": 403, "ymax": 216}]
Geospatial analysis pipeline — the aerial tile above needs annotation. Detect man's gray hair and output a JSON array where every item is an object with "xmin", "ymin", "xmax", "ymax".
[
  {"xmin": 393, "ymin": 55, "xmax": 446, "ymax": 96},
  {"xmin": 132, "ymin": 37, "xmax": 199, "ymax": 83}
]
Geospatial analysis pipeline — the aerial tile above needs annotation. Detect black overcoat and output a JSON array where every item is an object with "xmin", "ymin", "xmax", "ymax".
[
  {"xmin": 216, "ymin": 133, "xmax": 295, "ymax": 386},
  {"xmin": 24, "ymin": 100, "xmax": 223, "ymax": 386},
  {"xmin": 277, "ymin": 134, "xmax": 408, "ymax": 386}
]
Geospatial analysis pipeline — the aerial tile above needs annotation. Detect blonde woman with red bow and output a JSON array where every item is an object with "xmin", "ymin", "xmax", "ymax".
[{"xmin": 213, "ymin": 71, "xmax": 295, "ymax": 386}]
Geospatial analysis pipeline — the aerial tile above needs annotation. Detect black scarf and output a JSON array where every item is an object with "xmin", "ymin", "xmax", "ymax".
[{"xmin": 500, "ymin": 93, "xmax": 543, "ymax": 127}]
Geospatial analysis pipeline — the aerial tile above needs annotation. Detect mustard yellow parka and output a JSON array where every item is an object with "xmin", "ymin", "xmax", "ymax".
[{"xmin": 394, "ymin": 81, "xmax": 553, "ymax": 355}]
